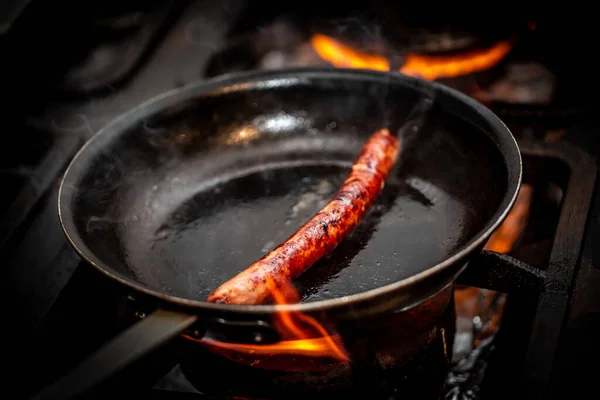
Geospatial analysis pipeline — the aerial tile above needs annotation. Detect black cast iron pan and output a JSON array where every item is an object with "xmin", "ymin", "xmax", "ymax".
[{"xmin": 35, "ymin": 68, "xmax": 521, "ymax": 399}]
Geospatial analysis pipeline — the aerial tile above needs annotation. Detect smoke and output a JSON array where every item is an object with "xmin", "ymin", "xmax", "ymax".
[
  {"xmin": 393, "ymin": 88, "xmax": 436, "ymax": 143},
  {"xmin": 51, "ymin": 112, "xmax": 96, "ymax": 137}
]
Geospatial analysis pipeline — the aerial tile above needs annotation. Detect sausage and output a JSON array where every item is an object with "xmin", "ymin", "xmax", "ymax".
[{"xmin": 207, "ymin": 129, "xmax": 400, "ymax": 305}]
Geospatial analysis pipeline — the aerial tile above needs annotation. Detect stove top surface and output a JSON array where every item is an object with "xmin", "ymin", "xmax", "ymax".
[{"xmin": 1, "ymin": 1, "xmax": 600, "ymax": 399}]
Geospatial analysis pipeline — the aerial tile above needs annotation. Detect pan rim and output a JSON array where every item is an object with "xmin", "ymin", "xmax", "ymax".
[{"xmin": 58, "ymin": 67, "xmax": 522, "ymax": 315}]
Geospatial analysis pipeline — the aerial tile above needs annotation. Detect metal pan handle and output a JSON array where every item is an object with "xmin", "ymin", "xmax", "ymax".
[
  {"xmin": 457, "ymin": 250, "xmax": 547, "ymax": 294},
  {"xmin": 31, "ymin": 250, "xmax": 542, "ymax": 399},
  {"xmin": 30, "ymin": 309, "xmax": 197, "ymax": 400}
]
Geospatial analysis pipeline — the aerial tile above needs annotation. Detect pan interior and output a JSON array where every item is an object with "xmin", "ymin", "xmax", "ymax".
[{"xmin": 66, "ymin": 75, "xmax": 509, "ymax": 303}]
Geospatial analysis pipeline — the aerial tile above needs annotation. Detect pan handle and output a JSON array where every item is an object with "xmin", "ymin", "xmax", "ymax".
[
  {"xmin": 30, "ymin": 309, "xmax": 198, "ymax": 400},
  {"xmin": 457, "ymin": 250, "xmax": 547, "ymax": 293},
  {"xmin": 30, "ymin": 250, "xmax": 542, "ymax": 399}
]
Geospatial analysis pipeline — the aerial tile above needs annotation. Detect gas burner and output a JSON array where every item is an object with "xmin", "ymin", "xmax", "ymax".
[
  {"xmin": 3, "ymin": 2, "xmax": 600, "ymax": 399},
  {"xmin": 11, "ymin": 141, "xmax": 593, "ymax": 400},
  {"xmin": 204, "ymin": 16, "xmax": 590, "ymax": 120}
]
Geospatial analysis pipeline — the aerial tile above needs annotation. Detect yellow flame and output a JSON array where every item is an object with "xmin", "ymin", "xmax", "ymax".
[
  {"xmin": 191, "ymin": 278, "xmax": 349, "ymax": 362},
  {"xmin": 310, "ymin": 33, "xmax": 513, "ymax": 80}
]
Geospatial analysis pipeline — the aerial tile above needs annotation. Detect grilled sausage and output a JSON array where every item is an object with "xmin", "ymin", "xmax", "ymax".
[{"xmin": 207, "ymin": 129, "xmax": 400, "ymax": 305}]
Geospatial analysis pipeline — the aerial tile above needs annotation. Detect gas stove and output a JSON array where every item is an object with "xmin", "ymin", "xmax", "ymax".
[{"xmin": 1, "ymin": 1, "xmax": 599, "ymax": 399}]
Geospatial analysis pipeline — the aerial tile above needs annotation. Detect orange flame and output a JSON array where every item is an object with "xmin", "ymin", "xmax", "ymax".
[
  {"xmin": 311, "ymin": 32, "xmax": 525, "ymax": 252},
  {"xmin": 310, "ymin": 33, "xmax": 513, "ymax": 81},
  {"xmin": 400, "ymin": 42, "xmax": 512, "ymax": 80},
  {"xmin": 187, "ymin": 278, "xmax": 349, "ymax": 364},
  {"xmin": 455, "ymin": 187, "xmax": 533, "ymax": 350},
  {"xmin": 484, "ymin": 184, "xmax": 534, "ymax": 253},
  {"xmin": 310, "ymin": 34, "xmax": 389, "ymax": 71}
]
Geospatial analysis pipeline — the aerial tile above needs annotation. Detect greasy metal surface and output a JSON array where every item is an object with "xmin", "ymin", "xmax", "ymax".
[
  {"xmin": 515, "ymin": 141, "xmax": 597, "ymax": 399},
  {"xmin": 549, "ymin": 149, "xmax": 600, "ymax": 399},
  {"xmin": 467, "ymin": 140, "xmax": 598, "ymax": 400},
  {"xmin": 58, "ymin": 68, "xmax": 521, "ymax": 320}
]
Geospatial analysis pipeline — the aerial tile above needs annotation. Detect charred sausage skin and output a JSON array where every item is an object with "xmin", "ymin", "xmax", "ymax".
[{"xmin": 207, "ymin": 129, "xmax": 400, "ymax": 305}]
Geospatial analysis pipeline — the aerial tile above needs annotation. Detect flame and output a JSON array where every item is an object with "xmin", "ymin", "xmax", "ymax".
[
  {"xmin": 310, "ymin": 33, "xmax": 513, "ymax": 80},
  {"xmin": 484, "ymin": 184, "xmax": 534, "ymax": 253},
  {"xmin": 187, "ymin": 278, "xmax": 349, "ymax": 365},
  {"xmin": 188, "ymin": 143, "xmax": 530, "ymax": 370},
  {"xmin": 191, "ymin": 187, "xmax": 532, "ymax": 366},
  {"xmin": 310, "ymin": 34, "xmax": 389, "ymax": 71},
  {"xmin": 454, "ymin": 186, "xmax": 533, "ymax": 352},
  {"xmin": 400, "ymin": 42, "xmax": 512, "ymax": 80}
]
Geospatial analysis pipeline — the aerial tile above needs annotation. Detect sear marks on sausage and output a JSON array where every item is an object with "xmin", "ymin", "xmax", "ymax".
[{"xmin": 207, "ymin": 129, "xmax": 400, "ymax": 305}]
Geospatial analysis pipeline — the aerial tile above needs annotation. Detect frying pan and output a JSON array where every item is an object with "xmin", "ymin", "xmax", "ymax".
[{"xmin": 36, "ymin": 68, "xmax": 521, "ymax": 399}]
